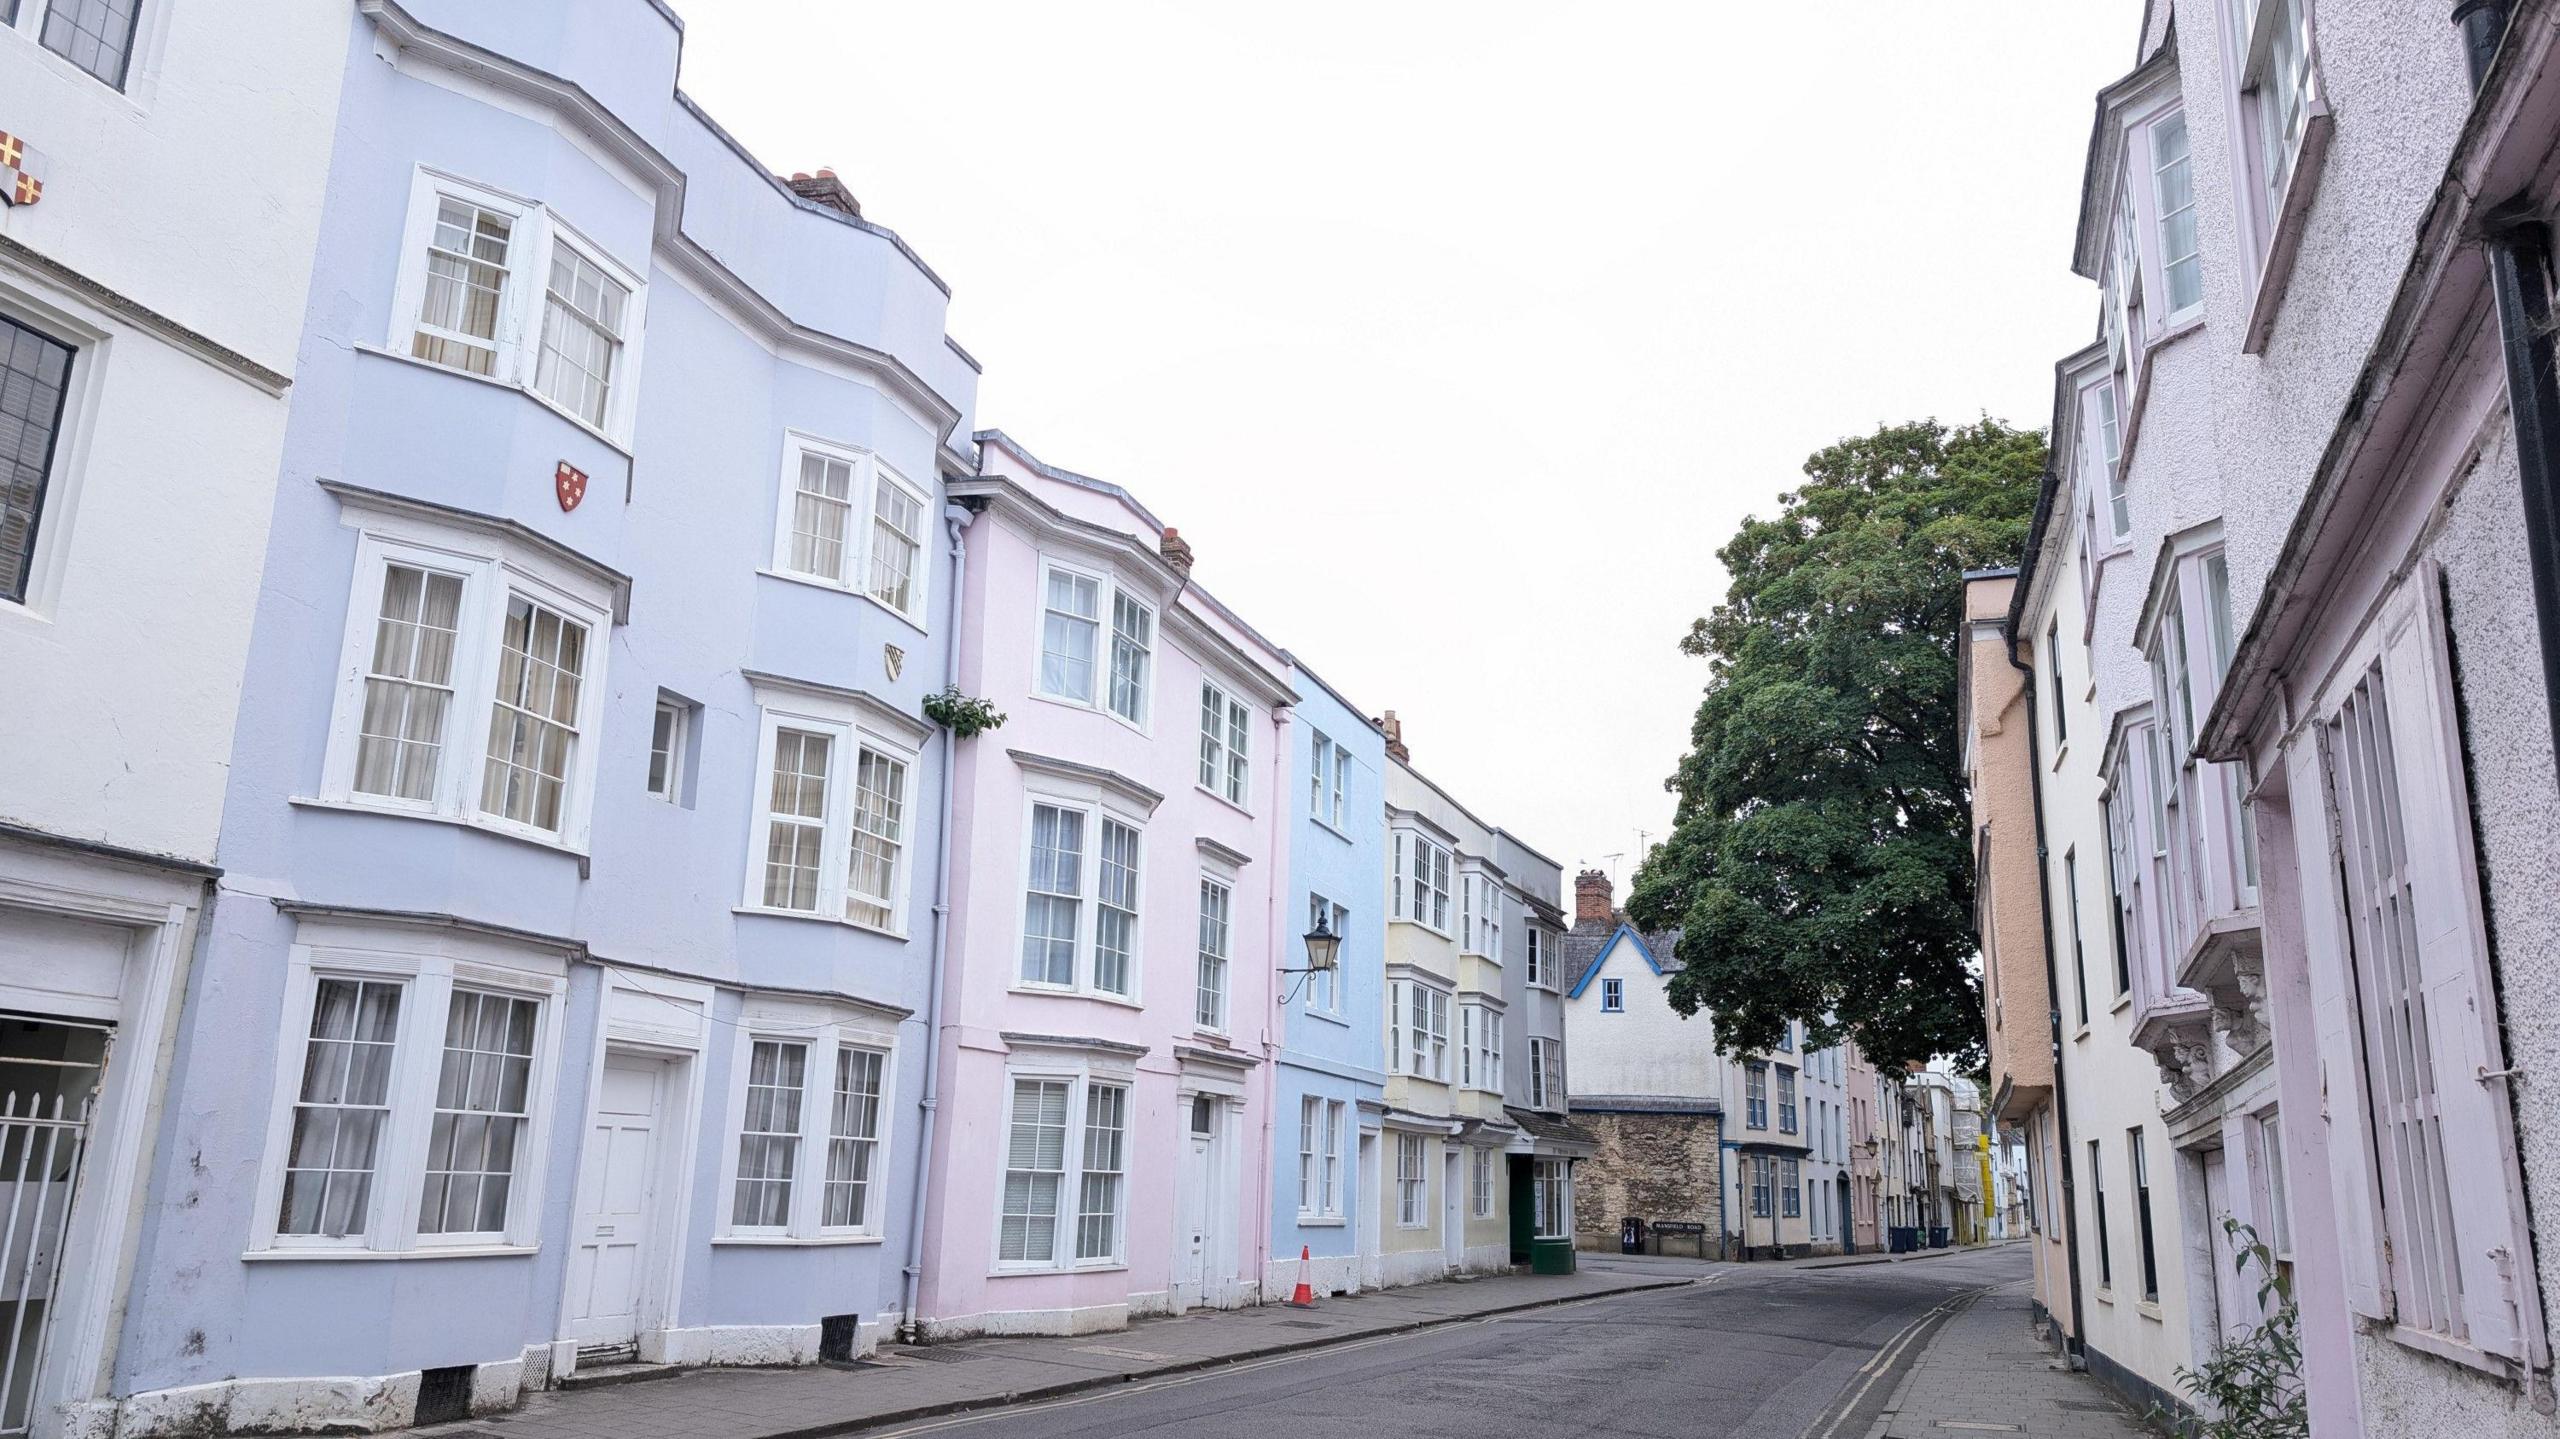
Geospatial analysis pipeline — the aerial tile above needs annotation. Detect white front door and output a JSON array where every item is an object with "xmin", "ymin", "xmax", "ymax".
[
  {"xmin": 1442, "ymin": 1149, "xmax": 1463, "ymax": 1271},
  {"xmin": 1355, "ymin": 1131, "xmax": 1380, "ymax": 1290},
  {"xmin": 564, "ymin": 1055, "xmax": 665, "ymax": 1354},
  {"xmin": 1170, "ymin": 1095, "xmax": 1214, "ymax": 1311}
]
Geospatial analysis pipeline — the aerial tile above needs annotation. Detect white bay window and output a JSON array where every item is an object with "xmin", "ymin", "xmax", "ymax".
[
  {"xmin": 387, "ymin": 169, "xmax": 647, "ymax": 444},
  {"xmin": 741, "ymin": 678, "xmax": 925, "ymax": 935},
  {"xmin": 317, "ymin": 500, "xmax": 618, "ymax": 852},
  {"xmin": 255, "ymin": 920, "xmax": 567, "ymax": 1254},
  {"xmin": 1197, "ymin": 679, "xmax": 1250, "ymax": 805},
  {"xmin": 1016, "ymin": 791, "xmax": 1146, "ymax": 999},
  {"xmin": 720, "ymin": 1001, "xmax": 899, "ymax": 1241},
  {"xmin": 997, "ymin": 1069, "xmax": 1130, "ymax": 1269},
  {"xmin": 769, "ymin": 431, "xmax": 934, "ymax": 627},
  {"xmin": 1034, "ymin": 559, "xmax": 1155, "ymax": 726},
  {"xmin": 1392, "ymin": 830, "xmax": 1453, "ymax": 934}
]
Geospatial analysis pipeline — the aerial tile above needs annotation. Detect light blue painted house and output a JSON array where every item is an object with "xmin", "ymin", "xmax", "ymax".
[
  {"xmin": 111, "ymin": 1, "xmax": 980, "ymax": 1429},
  {"xmin": 1266, "ymin": 665, "xmax": 1389, "ymax": 1297}
]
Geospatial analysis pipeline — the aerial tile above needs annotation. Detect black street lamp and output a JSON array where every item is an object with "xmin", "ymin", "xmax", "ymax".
[{"xmin": 1294, "ymin": 912, "xmax": 1341, "ymax": 974}]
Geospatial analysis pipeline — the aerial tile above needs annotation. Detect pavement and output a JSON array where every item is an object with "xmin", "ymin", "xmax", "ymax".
[
  {"xmin": 1861, "ymin": 1277, "xmax": 2156, "ymax": 1439},
  {"xmin": 409, "ymin": 1268, "xmax": 1685, "ymax": 1439}
]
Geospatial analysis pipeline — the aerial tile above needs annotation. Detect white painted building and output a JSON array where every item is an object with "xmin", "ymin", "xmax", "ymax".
[{"xmin": 0, "ymin": 5, "xmax": 349, "ymax": 1434}]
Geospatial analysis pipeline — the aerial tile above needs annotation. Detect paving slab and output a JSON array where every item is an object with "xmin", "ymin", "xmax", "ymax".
[{"xmin": 412, "ymin": 1269, "xmax": 1684, "ymax": 1439}]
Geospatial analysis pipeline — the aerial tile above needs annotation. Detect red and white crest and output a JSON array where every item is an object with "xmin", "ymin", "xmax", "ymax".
[{"xmin": 555, "ymin": 460, "xmax": 588, "ymax": 512}]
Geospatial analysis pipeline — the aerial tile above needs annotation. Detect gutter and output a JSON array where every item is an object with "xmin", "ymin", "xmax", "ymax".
[
  {"xmin": 2000, "ymin": 469, "xmax": 2090, "ymax": 1367},
  {"xmin": 900, "ymin": 499, "xmax": 978, "ymax": 1341},
  {"xmin": 2458, "ymin": 0, "xmax": 2560, "ymax": 797}
]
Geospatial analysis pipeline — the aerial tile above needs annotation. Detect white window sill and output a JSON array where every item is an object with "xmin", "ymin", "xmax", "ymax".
[
  {"xmin": 1395, "ymin": 1222, "xmax": 1430, "ymax": 1232},
  {"xmin": 711, "ymin": 1234, "xmax": 883, "ymax": 1247},
  {"xmin": 1295, "ymin": 1215, "xmax": 1348, "ymax": 1228},
  {"xmin": 352, "ymin": 342, "xmax": 635, "ymax": 457},
  {"xmin": 1191, "ymin": 1026, "xmax": 1233, "ymax": 1046},
  {"xmin": 1194, "ymin": 783, "xmax": 1254, "ymax": 819},
  {"xmin": 1008, "ymin": 983, "xmax": 1144, "ymax": 1010},
  {"xmin": 990, "ymin": 1262, "xmax": 1127, "ymax": 1278},
  {"xmin": 1297, "ymin": 1007, "xmax": 1350, "ymax": 1028},
  {"xmin": 289, "ymin": 795, "xmax": 589, "ymax": 861},
  {"xmin": 732, "ymin": 905, "xmax": 912, "ymax": 941},
  {"xmin": 1389, "ymin": 918, "xmax": 1452, "ymax": 940},
  {"xmin": 753, "ymin": 568, "xmax": 930, "ymax": 637},
  {"xmin": 242, "ymin": 1244, "xmax": 537, "ymax": 1262},
  {"xmin": 2111, "ymin": 993, "xmax": 2133, "ymax": 1015},
  {"xmin": 2073, "ymin": 1025, "xmax": 2092, "ymax": 1044},
  {"xmin": 2379, "ymin": 1320, "xmax": 2522, "ymax": 1379},
  {"xmin": 1025, "ymin": 689, "xmax": 1153, "ymax": 739},
  {"xmin": 2048, "ymin": 742, "xmax": 2069, "ymax": 774},
  {"xmin": 1310, "ymin": 816, "xmax": 1355, "ymax": 844},
  {"xmin": 2241, "ymin": 112, "xmax": 2335, "ymax": 355},
  {"xmin": 2136, "ymin": 1299, "xmax": 2164, "ymax": 1322}
]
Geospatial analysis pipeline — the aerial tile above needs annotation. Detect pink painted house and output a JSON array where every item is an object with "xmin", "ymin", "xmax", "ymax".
[{"xmin": 911, "ymin": 431, "xmax": 1296, "ymax": 1337}]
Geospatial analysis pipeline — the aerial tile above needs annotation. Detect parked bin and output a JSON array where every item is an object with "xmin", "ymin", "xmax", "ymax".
[
  {"xmin": 1532, "ymin": 1236, "xmax": 1577, "ymax": 1274},
  {"xmin": 1929, "ymin": 1227, "xmax": 1951, "ymax": 1249}
]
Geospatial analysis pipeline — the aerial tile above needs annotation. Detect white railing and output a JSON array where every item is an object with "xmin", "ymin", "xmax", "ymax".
[{"xmin": 0, "ymin": 1087, "xmax": 93, "ymax": 1437}]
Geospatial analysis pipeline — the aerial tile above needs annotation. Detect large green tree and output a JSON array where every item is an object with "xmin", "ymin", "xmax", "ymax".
[{"xmin": 1627, "ymin": 418, "xmax": 2045, "ymax": 1070}]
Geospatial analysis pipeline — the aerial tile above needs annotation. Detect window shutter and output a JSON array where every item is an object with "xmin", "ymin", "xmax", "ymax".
[
  {"xmin": 2288, "ymin": 727, "xmax": 2390, "ymax": 1321},
  {"xmin": 2375, "ymin": 568, "xmax": 2542, "ymax": 1364}
]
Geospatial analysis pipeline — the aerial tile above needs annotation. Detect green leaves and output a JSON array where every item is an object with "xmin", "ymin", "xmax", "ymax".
[{"xmin": 1630, "ymin": 418, "xmax": 2043, "ymax": 1069}]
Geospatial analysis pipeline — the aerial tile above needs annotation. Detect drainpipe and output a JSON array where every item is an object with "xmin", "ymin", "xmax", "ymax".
[
  {"xmin": 899, "ymin": 499, "xmax": 977, "ymax": 1343},
  {"xmin": 2003, "ymin": 516, "xmax": 2090, "ymax": 1368},
  {"xmin": 2454, "ymin": 0, "xmax": 2560, "ymax": 792},
  {"xmin": 1257, "ymin": 702, "xmax": 1292, "ymax": 1300}
]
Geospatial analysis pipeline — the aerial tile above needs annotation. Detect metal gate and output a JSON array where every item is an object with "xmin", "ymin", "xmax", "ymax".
[{"xmin": 0, "ymin": 1017, "xmax": 109, "ymax": 1437}]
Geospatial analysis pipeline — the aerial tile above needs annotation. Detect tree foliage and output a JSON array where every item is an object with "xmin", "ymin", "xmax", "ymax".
[{"xmin": 1627, "ymin": 418, "xmax": 2044, "ymax": 1069}]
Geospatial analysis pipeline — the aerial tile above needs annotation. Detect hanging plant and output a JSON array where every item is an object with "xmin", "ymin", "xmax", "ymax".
[{"xmin": 923, "ymin": 687, "xmax": 1006, "ymax": 739}]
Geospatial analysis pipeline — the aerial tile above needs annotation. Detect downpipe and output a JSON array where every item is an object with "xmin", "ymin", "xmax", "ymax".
[{"xmin": 899, "ymin": 499, "xmax": 977, "ymax": 1344}]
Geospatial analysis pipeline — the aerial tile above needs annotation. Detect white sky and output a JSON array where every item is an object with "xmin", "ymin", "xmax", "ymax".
[{"xmin": 676, "ymin": 1, "xmax": 2145, "ymax": 898}]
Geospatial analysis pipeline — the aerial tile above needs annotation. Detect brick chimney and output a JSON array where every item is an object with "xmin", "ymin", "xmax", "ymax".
[
  {"xmin": 1160, "ymin": 526, "xmax": 1194, "ymax": 575},
  {"xmin": 1575, "ymin": 869, "xmax": 1614, "ymax": 927},
  {"xmin": 784, "ymin": 167, "xmax": 863, "ymax": 217},
  {"xmin": 1379, "ymin": 711, "xmax": 1409, "ymax": 763}
]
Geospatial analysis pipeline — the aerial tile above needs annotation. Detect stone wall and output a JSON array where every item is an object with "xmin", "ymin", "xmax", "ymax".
[{"xmin": 1571, "ymin": 1111, "xmax": 1722, "ymax": 1252}]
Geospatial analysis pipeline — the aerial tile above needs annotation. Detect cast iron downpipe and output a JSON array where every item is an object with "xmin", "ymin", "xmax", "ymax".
[
  {"xmin": 2002, "ymin": 477, "xmax": 2089, "ymax": 1367},
  {"xmin": 899, "ymin": 497, "xmax": 978, "ymax": 1343},
  {"xmin": 2457, "ymin": 0, "xmax": 2560, "ymax": 791}
]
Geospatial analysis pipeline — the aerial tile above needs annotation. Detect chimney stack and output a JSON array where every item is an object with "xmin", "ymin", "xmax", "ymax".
[
  {"xmin": 1160, "ymin": 527, "xmax": 1195, "ymax": 575},
  {"xmin": 1380, "ymin": 711, "xmax": 1409, "ymax": 762},
  {"xmin": 783, "ymin": 167, "xmax": 863, "ymax": 217},
  {"xmin": 1574, "ymin": 869, "xmax": 1614, "ymax": 927}
]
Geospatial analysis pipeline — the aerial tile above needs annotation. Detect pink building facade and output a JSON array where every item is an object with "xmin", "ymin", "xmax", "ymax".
[{"xmin": 911, "ymin": 432, "xmax": 1295, "ymax": 1337}]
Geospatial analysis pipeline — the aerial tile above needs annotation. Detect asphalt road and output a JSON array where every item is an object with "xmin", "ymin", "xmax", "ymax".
[{"xmin": 858, "ymin": 1245, "xmax": 2033, "ymax": 1439}]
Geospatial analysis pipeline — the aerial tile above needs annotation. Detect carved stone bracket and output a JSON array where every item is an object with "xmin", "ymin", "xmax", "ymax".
[
  {"xmin": 2148, "ymin": 1013, "xmax": 2219, "ymax": 1103},
  {"xmin": 2176, "ymin": 909, "xmax": 2268, "ymax": 1059}
]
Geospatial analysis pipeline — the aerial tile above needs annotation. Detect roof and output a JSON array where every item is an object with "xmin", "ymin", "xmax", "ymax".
[
  {"xmin": 1563, "ymin": 921, "xmax": 1680, "ymax": 997},
  {"xmin": 1506, "ymin": 1107, "xmax": 1600, "ymax": 1147},
  {"xmin": 1566, "ymin": 1095, "xmax": 1721, "ymax": 1117}
]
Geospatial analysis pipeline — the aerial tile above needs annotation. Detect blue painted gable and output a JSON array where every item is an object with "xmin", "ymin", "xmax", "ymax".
[{"xmin": 1567, "ymin": 922, "xmax": 1665, "ymax": 998}]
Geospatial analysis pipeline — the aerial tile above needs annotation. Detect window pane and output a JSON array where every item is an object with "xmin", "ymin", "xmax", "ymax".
[
  {"xmin": 1196, "ymin": 879, "xmax": 1230, "ymax": 1030},
  {"xmin": 480, "ymin": 596, "xmax": 589, "ymax": 832},
  {"xmin": 733, "ymin": 1040, "xmax": 807, "ymax": 1228},
  {"xmin": 1040, "ymin": 572, "xmax": 1100, "ymax": 701},
  {"xmin": 823, "ymin": 1048, "xmax": 885, "ymax": 1229},
  {"xmin": 1109, "ymin": 592, "xmax": 1152, "ymax": 723},
  {"xmin": 411, "ymin": 198, "xmax": 513, "ymax": 375},
  {"xmin": 0, "ymin": 315, "xmax": 75, "ymax": 603},
  {"xmin": 354, "ymin": 565, "xmax": 464, "ymax": 802},
  {"xmin": 1022, "ymin": 804, "xmax": 1086, "ymax": 985},
  {"xmin": 868, "ymin": 478, "xmax": 923, "ymax": 613},
  {"xmin": 1094, "ymin": 818, "xmax": 1140, "ymax": 996},
  {"xmin": 420, "ymin": 990, "xmax": 539, "ymax": 1235},
  {"xmin": 762, "ymin": 729, "xmax": 831, "ymax": 910},
  {"xmin": 790, "ymin": 453, "xmax": 856, "ymax": 582},
  {"xmin": 847, "ymin": 748, "xmax": 907, "ymax": 929},
  {"xmin": 2151, "ymin": 114, "xmax": 2201, "ymax": 313},
  {"xmin": 533, "ymin": 247, "xmax": 629, "ymax": 428},
  {"xmin": 1000, "ymin": 1079, "xmax": 1070, "ymax": 1263},
  {"xmin": 1076, "ymin": 1083, "xmax": 1126, "ymax": 1259},
  {"xmin": 39, "ymin": 0, "xmax": 143, "ymax": 87},
  {"xmin": 280, "ymin": 978, "xmax": 403, "ymax": 1237}
]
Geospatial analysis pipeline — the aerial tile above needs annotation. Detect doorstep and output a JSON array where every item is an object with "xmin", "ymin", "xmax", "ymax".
[{"xmin": 555, "ymin": 1360, "xmax": 699, "ymax": 1391}]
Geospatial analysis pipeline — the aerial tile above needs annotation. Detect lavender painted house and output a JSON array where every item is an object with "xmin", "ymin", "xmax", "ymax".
[
  {"xmin": 104, "ymin": 2, "xmax": 980, "ymax": 1430},
  {"xmin": 914, "ymin": 432, "xmax": 1293, "ymax": 1337}
]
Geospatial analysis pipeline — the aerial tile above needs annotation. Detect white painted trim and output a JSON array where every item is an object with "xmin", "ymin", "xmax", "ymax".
[
  {"xmin": 0, "ymin": 277, "xmax": 114, "ymax": 621},
  {"xmin": 986, "ymin": 1062, "xmax": 1131, "ymax": 1275},
  {"xmin": 712, "ymin": 1003, "xmax": 901, "ymax": 1242},
  {"xmin": 554, "ymin": 985, "xmax": 708, "ymax": 1359},
  {"xmin": 737, "ymin": 695, "xmax": 922, "ymax": 937},
  {"xmin": 1027, "ymin": 554, "xmax": 1156, "ymax": 733},
  {"xmin": 763, "ymin": 430, "xmax": 933, "ymax": 631},
  {"xmin": 1009, "ymin": 785, "xmax": 1148, "ymax": 1003}
]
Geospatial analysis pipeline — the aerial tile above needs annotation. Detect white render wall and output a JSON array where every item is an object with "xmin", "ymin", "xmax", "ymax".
[
  {"xmin": 1561, "ymin": 933, "xmax": 1718, "ymax": 1101},
  {"xmin": 0, "ymin": 5, "xmax": 350, "ymax": 862}
]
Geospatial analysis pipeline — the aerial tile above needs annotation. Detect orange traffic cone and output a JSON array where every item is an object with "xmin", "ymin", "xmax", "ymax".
[{"xmin": 1288, "ymin": 1245, "xmax": 1317, "ymax": 1308}]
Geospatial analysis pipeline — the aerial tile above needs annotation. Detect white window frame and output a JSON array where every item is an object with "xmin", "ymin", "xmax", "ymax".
[
  {"xmin": 646, "ymin": 696, "xmax": 690, "ymax": 804},
  {"xmin": 314, "ymin": 509, "xmax": 616, "ymax": 854},
  {"xmin": 1308, "ymin": 728, "xmax": 1350, "ymax": 831},
  {"xmin": 1459, "ymin": 1002, "xmax": 1502, "ymax": 1094},
  {"xmin": 1600, "ymin": 977, "xmax": 1624, "ymax": 1013},
  {"xmin": 1392, "ymin": 829, "xmax": 1453, "ymax": 935},
  {"xmin": 1029, "ymin": 556, "xmax": 1156, "ymax": 729},
  {"xmin": 249, "ymin": 918, "xmax": 569, "ymax": 1256},
  {"xmin": 1195, "ymin": 873, "xmax": 1233, "ymax": 1033},
  {"xmin": 1387, "ymin": 977, "xmax": 1452, "ymax": 1082},
  {"xmin": 988, "ymin": 1059, "xmax": 1136, "ymax": 1272},
  {"xmin": 1010, "ymin": 788, "xmax": 1148, "ymax": 1002},
  {"xmin": 1470, "ymin": 1146, "xmax": 1495, "ymax": 1219},
  {"xmin": 1395, "ymin": 1132, "xmax": 1429, "ymax": 1228},
  {"xmin": 1197, "ymin": 677, "xmax": 1252, "ymax": 808},
  {"xmin": 1525, "ymin": 925, "xmax": 1553, "ymax": 989},
  {"xmin": 1533, "ymin": 1158, "xmax": 1569, "ymax": 1240},
  {"xmin": 764, "ymin": 430, "xmax": 934, "ymax": 629},
  {"xmin": 713, "ymin": 997, "xmax": 902, "ymax": 1243},
  {"xmin": 384, "ymin": 168, "xmax": 649, "ymax": 447},
  {"xmin": 1296, "ymin": 1096, "xmax": 1348, "ymax": 1221},
  {"xmin": 739, "ymin": 691, "xmax": 924, "ymax": 937},
  {"xmin": 1304, "ymin": 893, "xmax": 1348, "ymax": 1016}
]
